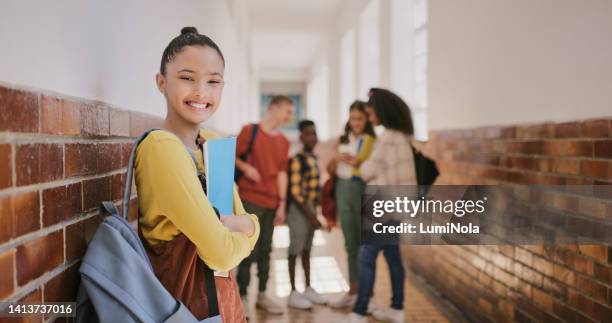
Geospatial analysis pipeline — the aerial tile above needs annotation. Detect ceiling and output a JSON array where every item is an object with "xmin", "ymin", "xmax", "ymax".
[{"xmin": 247, "ymin": 0, "xmax": 345, "ymax": 81}]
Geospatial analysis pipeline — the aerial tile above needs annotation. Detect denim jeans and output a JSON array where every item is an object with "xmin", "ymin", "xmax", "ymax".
[{"xmin": 353, "ymin": 244, "xmax": 405, "ymax": 315}]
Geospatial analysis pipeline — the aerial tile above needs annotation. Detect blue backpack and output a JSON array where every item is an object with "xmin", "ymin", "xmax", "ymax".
[{"xmin": 75, "ymin": 129, "xmax": 221, "ymax": 323}]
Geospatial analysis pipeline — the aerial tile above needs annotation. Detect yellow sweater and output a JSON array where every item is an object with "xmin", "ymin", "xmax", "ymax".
[{"xmin": 135, "ymin": 129, "xmax": 260, "ymax": 272}]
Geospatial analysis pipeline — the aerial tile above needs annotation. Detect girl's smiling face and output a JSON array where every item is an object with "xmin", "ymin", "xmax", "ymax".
[
  {"xmin": 348, "ymin": 108, "xmax": 367, "ymax": 136},
  {"xmin": 156, "ymin": 45, "xmax": 225, "ymax": 126}
]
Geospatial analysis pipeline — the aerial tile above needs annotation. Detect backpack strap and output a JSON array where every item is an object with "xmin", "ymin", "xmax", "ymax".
[
  {"xmin": 122, "ymin": 128, "xmax": 161, "ymax": 219},
  {"xmin": 244, "ymin": 123, "xmax": 259, "ymax": 161}
]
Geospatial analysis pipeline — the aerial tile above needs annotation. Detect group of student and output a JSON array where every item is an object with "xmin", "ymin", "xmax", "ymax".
[
  {"xmin": 232, "ymin": 90, "xmax": 414, "ymax": 323},
  {"xmin": 132, "ymin": 27, "xmax": 414, "ymax": 323}
]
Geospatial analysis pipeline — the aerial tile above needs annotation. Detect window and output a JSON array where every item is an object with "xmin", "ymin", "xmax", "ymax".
[{"xmin": 413, "ymin": 0, "xmax": 429, "ymax": 140}]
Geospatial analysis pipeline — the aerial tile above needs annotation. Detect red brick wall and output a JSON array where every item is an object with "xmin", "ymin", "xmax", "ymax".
[
  {"xmin": 0, "ymin": 84, "xmax": 162, "ymax": 322},
  {"xmin": 406, "ymin": 120, "xmax": 612, "ymax": 322}
]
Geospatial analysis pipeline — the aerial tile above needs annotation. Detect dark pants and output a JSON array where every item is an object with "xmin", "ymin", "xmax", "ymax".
[
  {"xmin": 353, "ymin": 244, "xmax": 405, "ymax": 315},
  {"xmin": 237, "ymin": 200, "xmax": 276, "ymax": 296}
]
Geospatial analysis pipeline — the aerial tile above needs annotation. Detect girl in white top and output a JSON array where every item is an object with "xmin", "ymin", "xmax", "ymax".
[
  {"xmin": 350, "ymin": 88, "xmax": 416, "ymax": 323},
  {"xmin": 327, "ymin": 101, "xmax": 376, "ymax": 308}
]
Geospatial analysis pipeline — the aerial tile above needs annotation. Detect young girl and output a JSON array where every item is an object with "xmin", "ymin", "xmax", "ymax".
[
  {"xmin": 327, "ymin": 101, "xmax": 376, "ymax": 309},
  {"xmin": 135, "ymin": 27, "xmax": 259, "ymax": 322},
  {"xmin": 349, "ymin": 88, "xmax": 416, "ymax": 323}
]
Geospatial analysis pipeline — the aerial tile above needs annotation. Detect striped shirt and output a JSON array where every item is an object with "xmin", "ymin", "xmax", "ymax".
[{"xmin": 360, "ymin": 129, "xmax": 417, "ymax": 185}]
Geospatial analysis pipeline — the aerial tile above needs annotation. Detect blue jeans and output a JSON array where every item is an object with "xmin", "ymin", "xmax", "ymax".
[{"xmin": 353, "ymin": 244, "xmax": 405, "ymax": 315}]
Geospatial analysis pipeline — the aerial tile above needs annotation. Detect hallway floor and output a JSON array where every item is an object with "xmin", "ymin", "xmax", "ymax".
[{"xmin": 242, "ymin": 226, "xmax": 470, "ymax": 323}]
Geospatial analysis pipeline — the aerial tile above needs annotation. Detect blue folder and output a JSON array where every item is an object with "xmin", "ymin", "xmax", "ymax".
[{"xmin": 204, "ymin": 137, "xmax": 236, "ymax": 216}]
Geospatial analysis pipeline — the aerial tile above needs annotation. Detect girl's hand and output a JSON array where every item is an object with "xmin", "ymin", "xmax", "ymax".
[
  {"xmin": 344, "ymin": 155, "xmax": 361, "ymax": 167},
  {"xmin": 221, "ymin": 216, "xmax": 255, "ymax": 236}
]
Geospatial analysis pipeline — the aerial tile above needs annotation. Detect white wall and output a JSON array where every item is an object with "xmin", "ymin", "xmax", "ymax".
[
  {"xmin": 428, "ymin": 0, "xmax": 612, "ymax": 130},
  {"xmin": 308, "ymin": 0, "xmax": 371, "ymax": 140},
  {"xmin": 0, "ymin": 0, "xmax": 256, "ymax": 134}
]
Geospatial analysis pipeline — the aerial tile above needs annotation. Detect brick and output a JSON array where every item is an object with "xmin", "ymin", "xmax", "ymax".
[
  {"xmin": 0, "ymin": 249, "xmax": 15, "ymax": 298},
  {"xmin": 0, "ymin": 195, "xmax": 14, "ymax": 243},
  {"xmin": 567, "ymin": 289, "xmax": 595, "ymax": 318},
  {"xmin": 578, "ymin": 244, "xmax": 608, "ymax": 263},
  {"xmin": 0, "ymin": 86, "xmax": 39, "ymax": 132},
  {"xmin": 531, "ymin": 288, "xmax": 554, "ymax": 311},
  {"xmin": 553, "ymin": 159, "xmax": 580, "ymax": 175},
  {"xmin": 128, "ymin": 197, "xmax": 139, "ymax": 222},
  {"xmin": 552, "ymin": 194, "xmax": 579, "ymax": 213},
  {"xmin": 509, "ymin": 157, "xmax": 536, "ymax": 171},
  {"xmin": 111, "ymin": 173, "xmax": 126, "ymax": 201},
  {"xmin": 594, "ymin": 140, "xmax": 612, "ymax": 158},
  {"xmin": 16, "ymin": 230, "xmax": 63, "ymax": 286},
  {"xmin": 0, "ymin": 144, "xmax": 12, "ymax": 189},
  {"xmin": 121, "ymin": 142, "xmax": 132, "ymax": 167},
  {"xmin": 533, "ymin": 256, "xmax": 554, "ymax": 277},
  {"xmin": 552, "ymin": 299, "xmax": 583, "ymax": 322},
  {"xmin": 581, "ymin": 119, "xmax": 610, "ymax": 138},
  {"xmin": 39, "ymin": 143, "xmax": 63, "ymax": 182},
  {"xmin": 43, "ymin": 263, "xmax": 79, "ymax": 302},
  {"xmin": 65, "ymin": 221, "xmax": 86, "ymax": 262},
  {"xmin": 65, "ymin": 216, "xmax": 99, "ymax": 262},
  {"xmin": 13, "ymin": 288, "xmax": 44, "ymax": 323},
  {"xmin": 543, "ymin": 141, "xmax": 593, "ymax": 157},
  {"xmin": 592, "ymin": 263, "xmax": 611, "ymax": 284},
  {"xmin": 109, "ymin": 108, "xmax": 131, "ymax": 137},
  {"xmin": 97, "ymin": 143, "xmax": 123, "ymax": 173},
  {"xmin": 578, "ymin": 198, "xmax": 607, "ymax": 219},
  {"xmin": 82, "ymin": 176, "xmax": 111, "ymax": 211},
  {"xmin": 593, "ymin": 302, "xmax": 612, "ymax": 322},
  {"xmin": 15, "ymin": 144, "xmax": 63, "ymax": 186},
  {"xmin": 553, "ymin": 264, "xmax": 576, "ymax": 287},
  {"xmin": 130, "ymin": 112, "xmax": 162, "ymax": 137},
  {"xmin": 576, "ymin": 275, "xmax": 608, "ymax": 303},
  {"xmin": 40, "ymin": 95, "xmax": 81, "ymax": 135},
  {"xmin": 500, "ymin": 127, "xmax": 516, "ymax": 139},
  {"xmin": 555, "ymin": 122, "xmax": 580, "ymax": 138},
  {"xmin": 65, "ymin": 143, "xmax": 98, "ymax": 177},
  {"xmin": 510, "ymin": 141, "xmax": 544, "ymax": 155},
  {"xmin": 516, "ymin": 124, "xmax": 554, "ymax": 139},
  {"xmin": 42, "ymin": 182, "xmax": 82, "ymax": 227},
  {"xmin": 580, "ymin": 160, "xmax": 609, "ymax": 179},
  {"xmin": 15, "ymin": 144, "xmax": 37, "ymax": 186},
  {"xmin": 80, "ymin": 104, "xmax": 109, "ymax": 136},
  {"xmin": 13, "ymin": 190, "xmax": 40, "ymax": 237}
]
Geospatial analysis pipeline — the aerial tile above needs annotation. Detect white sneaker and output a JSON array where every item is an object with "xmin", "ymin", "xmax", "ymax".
[
  {"xmin": 240, "ymin": 295, "xmax": 250, "ymax": 320},
  {"xmin": 256, "ymin": 292, "xmax": 284, "ymax": 314},
  {"xmin": 372, "ymin": 307, "xmax": 405, "ymax": 323},
  {"xmin": 329, "ymin": 293, "xmax": 357, "ymax": 308},
  {"xmin": 367, "ymin": 299, "xmax": 377, "ymax": 314},
  {"xmin": 348, "ymin": 312, "xmax": 368, "ymax": 323},
  {"xmin": 287, "ymin": 290, "xmax": 313, "ymax": 310},
  {"xmin": 303, "ymin": 286, "xmax": 327, "ymax": 305}
]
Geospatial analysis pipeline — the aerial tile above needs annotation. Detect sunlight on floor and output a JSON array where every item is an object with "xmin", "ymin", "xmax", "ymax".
[
  {"xmin": 273, "ymin": 256, "xmax": 350, "ymax": 298},
  {"xmin": 272, "ymin": 225, "xmax": 326, "ymax": 249}
]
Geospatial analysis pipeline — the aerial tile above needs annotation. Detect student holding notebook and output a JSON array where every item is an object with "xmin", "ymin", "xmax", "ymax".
[{"xmin": 135, "ymin": 27, "xmax": 259, "ymax": 322}]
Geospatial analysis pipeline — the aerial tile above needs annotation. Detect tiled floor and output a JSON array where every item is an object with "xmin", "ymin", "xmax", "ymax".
[{"xmin": 241, "ymin": 226, "xmax": 469, "ymax": 323}]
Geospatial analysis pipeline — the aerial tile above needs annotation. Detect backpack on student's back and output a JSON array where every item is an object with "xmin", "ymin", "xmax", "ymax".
[
  {"xmin": 411, "ymin": 144, "xmax": 439, "ymax": 196},
  {"xmin": 75, "ymin": 129, "xmax": 221, "ymax": 323}
]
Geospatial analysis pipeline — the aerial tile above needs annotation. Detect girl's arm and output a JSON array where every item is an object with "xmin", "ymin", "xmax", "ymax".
[{"xmin": 137, "ymin": 135, "xmax": 260, "ymax": 272}]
